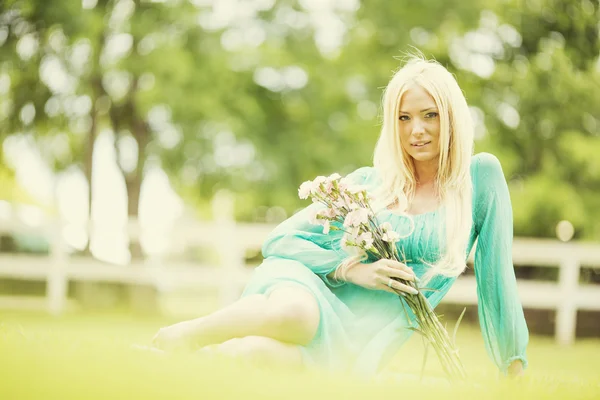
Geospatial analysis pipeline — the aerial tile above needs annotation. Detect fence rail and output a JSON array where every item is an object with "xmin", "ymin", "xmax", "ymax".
[{"xmin": 1, "ymin": 213, "xmax": 600, "ymax": 346}]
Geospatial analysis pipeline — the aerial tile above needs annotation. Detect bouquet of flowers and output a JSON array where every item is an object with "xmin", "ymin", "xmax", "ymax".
[{"xmin": 299, "ymin": 173, "xmax": 467, "ymax": 380}]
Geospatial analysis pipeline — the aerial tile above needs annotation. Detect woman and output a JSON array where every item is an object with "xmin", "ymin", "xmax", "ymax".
[{"xmin": 152, "ymin": 57, "xmax": 529, "ymax": 378}]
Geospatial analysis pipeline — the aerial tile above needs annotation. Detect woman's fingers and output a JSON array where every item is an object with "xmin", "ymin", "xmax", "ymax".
[
  {"xmin": 390, "ymin": 279, "xmax": 419, "ymax": 295},
  {"xmin": 370, "ymin": 259, "xmax": 419, "ymax": 294},
  {"xmin": 384, "ymin": 259, "xmax": 415, "ymax": 275},
  {"xmin": 383, "ymin": 266, "xmax": 416, "ymax": 282},
  {"xmin": 379, "ymin": 277, "xmax": 419, "ymax": 295}
]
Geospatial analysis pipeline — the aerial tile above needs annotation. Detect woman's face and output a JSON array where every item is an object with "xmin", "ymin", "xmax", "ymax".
[{"xmin": 397, "ymin": 84, "xmax": 441, "ymax": 165}]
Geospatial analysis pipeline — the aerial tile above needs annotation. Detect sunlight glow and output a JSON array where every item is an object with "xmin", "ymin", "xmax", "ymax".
[{"xmin": 3, "ymin": 129, "xmax": 186, "ymax": 264}]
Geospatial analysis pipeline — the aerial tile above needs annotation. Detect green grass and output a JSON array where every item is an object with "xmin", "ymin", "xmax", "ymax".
[{"xmin": 0, "ymin": 310, "xmax": 599, "ymax": 400}]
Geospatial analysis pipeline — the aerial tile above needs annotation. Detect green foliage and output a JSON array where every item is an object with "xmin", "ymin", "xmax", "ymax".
[
  {"xmin": 0, "ymin": 0, "xmax": 598, "ymax": 240},
  {"xmin": 472, "ymin": 0, "xmax": 600, "ymax": 239}
]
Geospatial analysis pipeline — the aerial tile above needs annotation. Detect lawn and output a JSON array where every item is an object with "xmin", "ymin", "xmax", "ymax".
[{"xmin": 0, "ymin": 310, "xmax": 599, "ymax": 400}]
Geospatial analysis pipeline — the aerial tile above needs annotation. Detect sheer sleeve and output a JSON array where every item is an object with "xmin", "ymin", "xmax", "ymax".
[
  {"xmin": 261, "ymin": 167, "xmax": 372, "ymax": 287},
  {"xmin": 473, "ymin": 153, "xmax": 529, "ymax": 374}
]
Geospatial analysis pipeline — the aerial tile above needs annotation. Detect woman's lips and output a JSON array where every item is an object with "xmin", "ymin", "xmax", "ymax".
[{"xmin": 411, "ymin": 141, "xmax": 431, "ymax": 148}]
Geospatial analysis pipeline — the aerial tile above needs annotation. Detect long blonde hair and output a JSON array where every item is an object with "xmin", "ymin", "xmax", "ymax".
[{"xmin": 372, "ymin": 55, "xmax": 474, "ymax": 283}]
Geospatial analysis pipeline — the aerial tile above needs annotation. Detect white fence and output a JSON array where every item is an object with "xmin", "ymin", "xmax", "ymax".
[{"xmin": 1, "ymin": 211, "xmax": 600, "ymax": 346}]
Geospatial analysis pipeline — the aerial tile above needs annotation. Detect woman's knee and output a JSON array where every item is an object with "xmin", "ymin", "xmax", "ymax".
[{"xmin": 265, "ymin": 286, "xmax": 320, "ymax": 345}]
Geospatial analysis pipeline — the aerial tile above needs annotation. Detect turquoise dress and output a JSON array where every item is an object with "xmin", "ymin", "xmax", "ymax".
[{"xmin": 241, "ymin": 153, "xmax": 529, "ymax": 376}]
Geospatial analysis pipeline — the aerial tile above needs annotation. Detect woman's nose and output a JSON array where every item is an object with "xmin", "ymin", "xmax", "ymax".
[{"xmin": 411, "ymin": 119, "xmax": 425, "ymax": 136}]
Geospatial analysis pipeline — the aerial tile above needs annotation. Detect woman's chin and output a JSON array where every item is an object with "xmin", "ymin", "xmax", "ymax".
[{"xmin": 410, "ymin": 152, "xmax": 438, "ymax": 163}]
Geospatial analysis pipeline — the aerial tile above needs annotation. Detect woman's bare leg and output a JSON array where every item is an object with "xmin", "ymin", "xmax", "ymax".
[
  {"xmin": 212, "ymin": 335, "xmax": 304, "ymax": 368},
  {"xmin": 152, "ymin": 286, "xmax": 320, "ymax": 350}
]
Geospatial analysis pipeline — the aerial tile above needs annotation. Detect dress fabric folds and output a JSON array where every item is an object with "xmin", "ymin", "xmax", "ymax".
[{"xmin": 241, "ymin": 153, "xmax": 529, "ymax": 376}]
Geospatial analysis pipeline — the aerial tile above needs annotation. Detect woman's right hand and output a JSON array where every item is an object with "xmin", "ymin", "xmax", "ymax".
[{"xmin": 345, "ymin": 258, "xmax": 419, "ymax": 295}]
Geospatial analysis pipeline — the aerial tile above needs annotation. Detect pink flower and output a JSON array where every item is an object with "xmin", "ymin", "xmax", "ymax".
[{"xmin": 343, "ymin": 208, "xmax": 370, "ymax": 228}]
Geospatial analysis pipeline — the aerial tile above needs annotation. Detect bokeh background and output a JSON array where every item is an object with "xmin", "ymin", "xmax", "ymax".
[{"xmin": 0, "ymin": 0, "xmax": 599, "ymax": 399}]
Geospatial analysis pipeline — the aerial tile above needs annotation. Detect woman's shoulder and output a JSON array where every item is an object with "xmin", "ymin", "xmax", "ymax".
[
  {"xmin": 471, "ymin": 152, "xmax": 506, "ymax": 178},
  {"xmin": 470, "ymin": 152, "xmax": 503, "ymax": 173},
  {"xmin": 470, "ymin": 153, "xmax": 508, "ymax": 197}
]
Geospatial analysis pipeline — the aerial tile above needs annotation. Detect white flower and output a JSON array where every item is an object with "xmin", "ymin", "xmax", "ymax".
[
  {"xmin": 312, "ymin": 176, "xmax": 327, "ymax": 193},
  {"xmin": 299, "ymin": 175, "xmax": 332, "ymax": 199},
  {"xmin": 379, "ymin": 222, "xmax": 393, "ymax": 232},
  {"xmin": 322, "ymin": 220, "xmax": 331, "ymax": 234},
  {"xmin": 349, "ymin": 202, "xmax": 360, "ymax": 210},
  {"xmin": 341, "ymin": 232, "xmax": 366, "ymax": 257},
  {"xmin": 323, "ymin": 208, "xmax": 338, "ymax": 219},
  {"xmin": 382, "ymin": 230, "xmax": 401, "ymax": 243},
  {"xmin": 341, "ymin": 233, "xmax": 356, "ymax": 251},
  {"xmin": 338, "ymin": 177, "xmax": 351, "ymax": 191},
  {"xmin": 333, "ymin": 197, "xmax": 346, "ymax": 209},
  {"xmin": 298, "ymin": 180, "xmax": 313, "ymax": 199},
  {"xmin": 356, "ymin": 232, "xmax": 374, "ymax": 249},
  {"xmin": 322, "ymin": 179, "xmax": 334, "ymax": 194},
  {"xmin": 308, "ymin": 207, "xmax": 327, "ymax": 225},
  {"xmin": 328, "ymin": 173, "xmax": 341, "ymax": 181},
  {"xmin": 308, "ymin": 206, "xmax": 338, "ymax": 228},
  {"xmin": 343, "ymin": 208, "xmax": 370, "ymax": 228},
  {"xmin": 341, "ymin": 192, "xmax": 356, "ymax": 205}
]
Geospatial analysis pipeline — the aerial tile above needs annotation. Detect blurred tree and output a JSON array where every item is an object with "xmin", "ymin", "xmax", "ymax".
[
  {"xmin": 1, "ymin": 0, "xmax": 598, "ymax": 246},
  {"xmin": 0, "ymin": 0, "xmax": 230, "ymax": 257},
  {"xmin": 0, "ymin": 0, "xmax": 106, "ymax": 254},
  {"xmin": 164, "ymin": 0, "xmax": 485, "ymax": 218},
  {"xmin": 459, "ymin": 0, "xmax": 600, "ymax": 239}
]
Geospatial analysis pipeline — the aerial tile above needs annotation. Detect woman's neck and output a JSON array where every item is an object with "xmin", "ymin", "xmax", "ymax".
[{"xmin": 414, "ymin": 160, "xmax": 438, "ymax": 186}]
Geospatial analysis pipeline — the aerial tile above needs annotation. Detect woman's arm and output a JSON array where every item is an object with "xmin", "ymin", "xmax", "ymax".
[
  {"xmin": 261, "ymin": 167, "xmax": 373, "ymax": 287},
  {"xmin": 472, "ymin": 153, "xmax": 530, "ymax": 376}
]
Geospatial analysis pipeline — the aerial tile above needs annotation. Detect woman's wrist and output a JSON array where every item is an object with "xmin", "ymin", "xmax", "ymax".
[
  {"xmin": 327, "ymin": 264, "xmax": 348, "ymax": 283},
  {"xmin": 507, "ymin": 359, "xmax": 524, "ymax": 378},
  {"xmin": 334, "ymin": 258, "xmax": 360, "ymax": 283}
]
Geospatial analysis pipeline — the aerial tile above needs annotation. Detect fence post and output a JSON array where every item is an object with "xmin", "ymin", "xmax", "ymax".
[
  {"xmin": 212, "ymin": 190, "xmax": 244, "ymax": 308},
  {"xmin": 46, "ymin": 220, "xmax": 68, "ymax": 315},
  {"xmin": 555, "ymin": 251, "xmax": 580, "ymax": 346}
]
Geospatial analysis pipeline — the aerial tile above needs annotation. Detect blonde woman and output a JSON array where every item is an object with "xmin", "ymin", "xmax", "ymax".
[{"xmin": 152, "ymin": 57, "xmax": 529, "ymax": 378}]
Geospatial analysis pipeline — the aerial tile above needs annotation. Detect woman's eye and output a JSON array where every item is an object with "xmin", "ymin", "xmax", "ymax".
[
  {"xmin": 426, "ymin": 112, "xmax": 439, "ymax": 118},
  {"xmin": 399, "ymin": 115, "xmax": 410, "ymax": 121}
]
